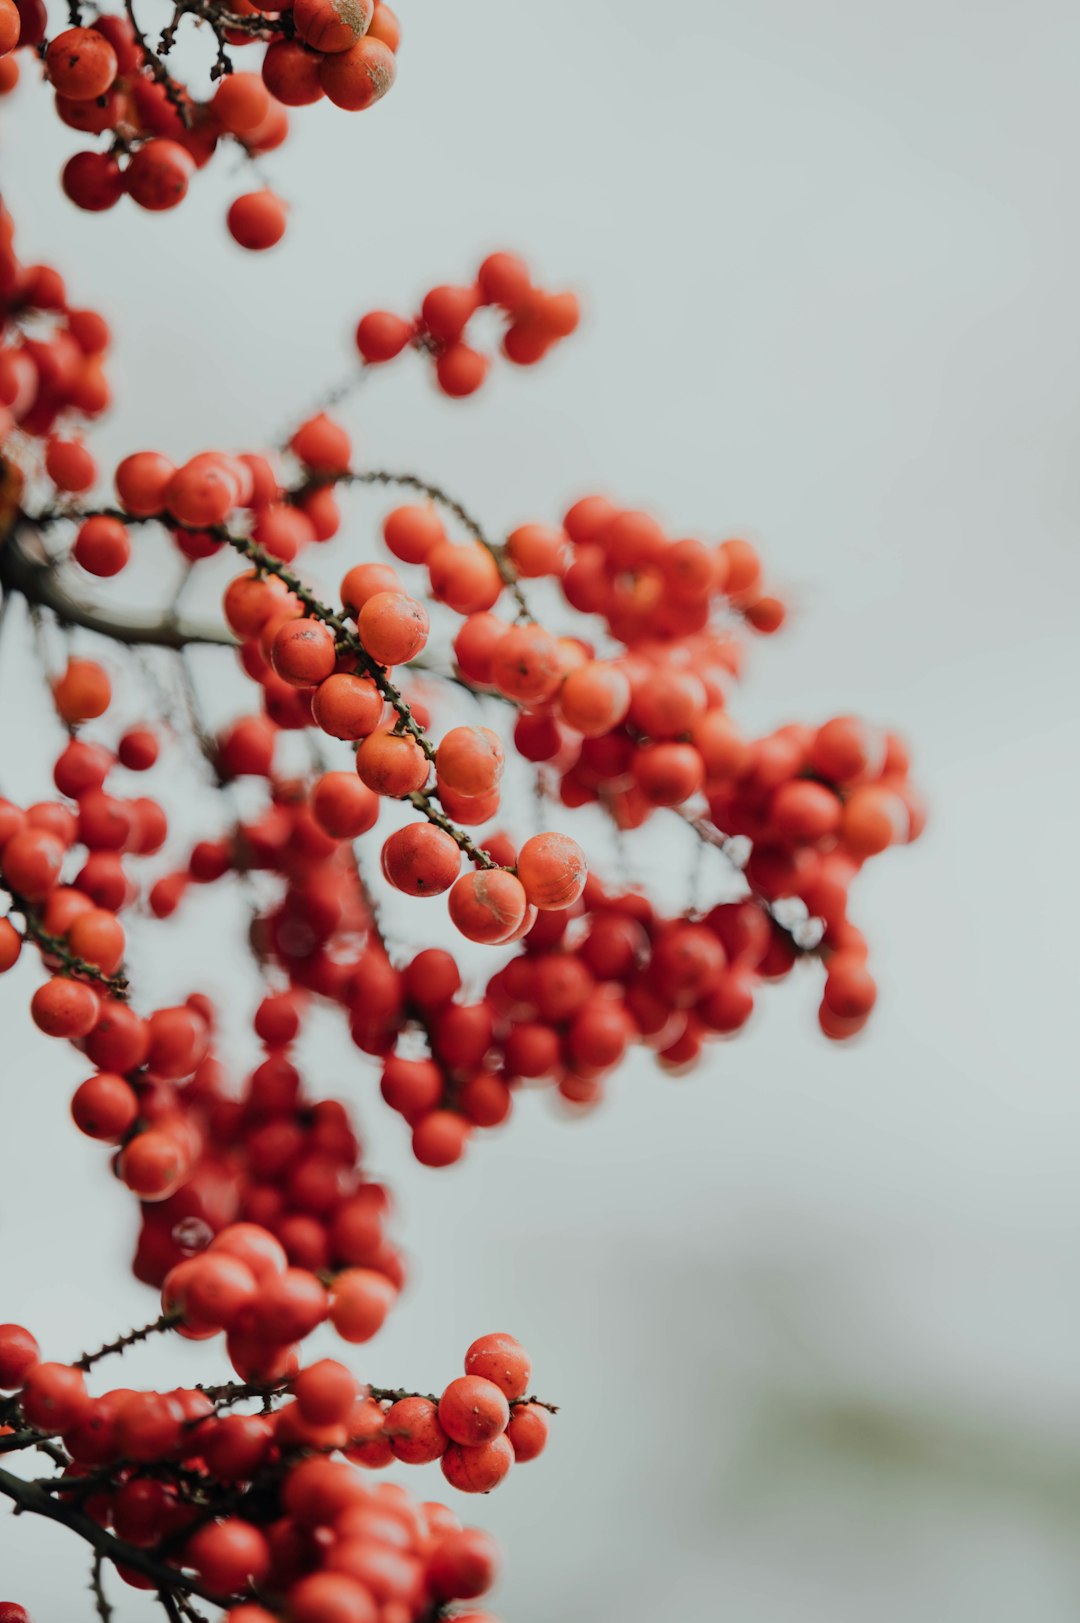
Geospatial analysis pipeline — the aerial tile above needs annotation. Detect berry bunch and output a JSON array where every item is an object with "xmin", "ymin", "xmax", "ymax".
[
  {"xmin": 1, "ymin": 1318, "xmax": 545, "ymax": 1616},
  {"xmin": 0, "ymin": 1, "xmax": 400, "ymax": 249},
  {"xmin": 0, "ymin": 326, "xmax": 923, "ymax": 1173},
  {"xmin": 0, "ymin": 0, "xmax": 926, "ymax": 1589},
  {"xmin": 0, "ymin": 202, "xmax": 111, "ymax": 448},
  {"xmin": 355, "ymin": 253, "xmax": 581, "ymax": 396}
]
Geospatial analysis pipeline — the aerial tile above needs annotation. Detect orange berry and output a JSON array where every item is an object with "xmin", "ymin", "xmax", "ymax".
[
  {"xmin": 435, "ymin": 726, "xmax": 504, "ymax": 797},
  {"xmin": 515, "ymin": 832, "xmax": 586, "ymax": 910},
  {"xmin": 448, "ymin": 870, "xmax": 527, "ymax": 944},
  {"xmin": 355, "ymin": 730, "xmax": 429, "ymax": 797}
]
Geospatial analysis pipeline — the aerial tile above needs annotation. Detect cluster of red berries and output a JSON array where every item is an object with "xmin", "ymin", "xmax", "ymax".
[
  {"xmin": 0, "ymin": 202, "xmax": 111, "ymax": 453},
  {"xmin": 20, "ymin": 386, "xmax": 922, "ymax": 1168},
  {"xmin": 355, "ymin": 252, "xmax": 580, "ymax": 396},
  {"xmin": 0, "ymin": 2, "xmax": 399, "ymax": 250},
  {"xmin": 0, "ymin": 686, "xmax": 407, "ymax": 1354},
  {"xmin": 2, "ymin": 1321, "xmax": 538, "ymax": 1615}
]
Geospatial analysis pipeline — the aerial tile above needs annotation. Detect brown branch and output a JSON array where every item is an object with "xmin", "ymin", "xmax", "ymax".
[
  {"xmin": 124, "ymin": 0, "xmax": 193, "ymax": 127},
  {"xmin": 0, "ymin": 526, "xmax": 235, "ymax": 650},
  {"xmin": 73, "ymin": 1313, "xmax": 178, "ymax": 1373},
  {"xmin": 0, "ymin": 1464, "xmax": 224, "ymax": 1606},
  {"xmin": 341, "ymin": 468, "xmax": 532, "ymax": 621},
  {"xmin": 3, "ymin": 886, "xmax": 130, "ymax": 998},
  {"xmin": 368, "ymin": 1385, "xmax": 558, "ymax": 1415}
]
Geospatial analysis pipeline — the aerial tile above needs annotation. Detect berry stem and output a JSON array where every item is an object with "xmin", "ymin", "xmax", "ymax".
[
  {"xmin": 73, "ymin": 1312, "xmax": 178, "ymax": 1372},
  {"xmin": 2, "ymin": 886, "xmax": 130, "ymax": 997},
  {"xmin": 367, "ymin": 1385, "xmax": 558, "ymax": 1414},
  {"xmin": 0, "ymin": 523, "xmax": 236, "ymax": 650},
  {"xmin": 342, "ymin": 468, "xmax": 533, "ymax": 622},
  {"xmin": 0, "ymin": 1465, "xmax": 225, "ymax": 1605}
]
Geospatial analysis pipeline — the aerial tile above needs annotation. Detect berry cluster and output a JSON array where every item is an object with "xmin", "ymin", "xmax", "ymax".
[
  {"xmin": 0, "ymin": 349, "xmax": 923, "ymax": 1170},
  {"xmin": 1, "ymin": 1316, "xmax": 545, "ymax": 1617},
  {"xmin": 0, "ymin": 202, "xmax": 111, "ymax": 449},
  {"xmin": 356, "ymin": 253, "xmax": 580, "ymax": 396},
  {"xmin": 0, "ymin": 1, "xmax": 400, "ymax": 249},
  {"xmin": 0, "ymin": 730, "xmax": 405, "ymax": 1327},
  {"xmin": 0, "ymin": 6, "xmax": 926, "ymax": 1590}
]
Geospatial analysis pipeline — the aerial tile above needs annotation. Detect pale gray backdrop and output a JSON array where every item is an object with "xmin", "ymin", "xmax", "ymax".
[{"xmin": 2, "ymin": 2, "xmax": 1080, "ymax": 1619}]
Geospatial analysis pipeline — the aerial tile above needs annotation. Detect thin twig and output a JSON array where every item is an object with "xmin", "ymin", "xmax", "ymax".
[{"xmin": 73, "ymin": 1313, "xmax": 177, "ymax": 1373}]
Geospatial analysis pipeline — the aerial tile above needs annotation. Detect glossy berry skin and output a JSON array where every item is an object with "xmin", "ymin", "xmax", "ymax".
[
  {"xmin": 355, "ymin": 731, "xmax": 429, "ymax": 797},
  {"xmin": 290, "ymin": 1364, "xmax": 356, "ymax": 1430},
  {"xmin": 125, "ymin": 141, "xmax": 195, "ymax": 212},
  {"xmin": 435, "ymin": 727, "xmax": 504, "ymax": 797},
  {"xmin": 463, "ymin": 1333, "xmax": 531, "ymax": 1400},
  {"xmin": 272, "ymin": 619, "xmax": 338, "ymax": 687},
  {"xmin": 319, "ymin": 36, "xmax": 396, "ymax": 111},
  {"xmin": 437, "ymin": 1376, "xmax": 510, "ymax": 1447},
  {"xmin": 385, "ymin": 1395, "xmax": 448, "ymax": 1463},
  {"xmin": 329, "ymin": 1269, "xmax": 396, "ymax": 1343},
  {"xmin": 506, "ymin": 1402, "xmax": 549, "ymax": 1461},
  {"xmin": 45, "ymin": 28, "xmax": 117, "ymax": 100},
  {"xmin": 0, "ymin": 1324, "xmax": 39, "ymax": 1390},
  {"xmin": 20, "ymin": 1362, "xmax": 89, "ymax": 1431},
  {"xmin": 381, "ymin": 824, "xmax": 460, "ymax": 896},
  {"xmin": 186, "ymin": 1517, "xmax": 271, "ymax": 1593},
  {"xmin": 440, "ymin": 1435, "xmax": 514, "ymax": 1494},
  {"xmin": 70, "ymin": 1072, "xmax": 138, "ymax": 1142},
  {"xmin": 426, "ymin": 1527, "xmax": 499, "ymax": 1599},
  {"xmin": 293, "ymin": 0, "xmax": 374, "ymax": 53},
  {"xmin": 516, "ymin": 832, "xmax": 587, "ymax": 910},
  {"xmin": 358, "ymin": 591, "xmax": 429, "ymax": 666},
  {"xmin": 227, "ymin": 192, "xmax": 288, "ymax": 251}
]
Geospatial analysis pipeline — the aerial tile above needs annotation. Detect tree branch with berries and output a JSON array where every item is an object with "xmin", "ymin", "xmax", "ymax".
[{"xmin": 0, "ymin": 7, "xmax": 924, "ymax": 1622}]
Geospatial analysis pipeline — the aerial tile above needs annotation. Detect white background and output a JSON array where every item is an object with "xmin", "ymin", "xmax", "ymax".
[{"xmin": 2, "ymin": 2, "xmax": 1080, "ymax": 1620}]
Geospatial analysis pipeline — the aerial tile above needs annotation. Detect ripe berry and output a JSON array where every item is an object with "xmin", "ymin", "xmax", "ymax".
[
  {"xmin": 312, "ymin": 773, "xmax": 379, "ymax": 839},
  {"xmin": 427, "ymin": 543, "xmax": 502, "ymax": 615},
  {"xmin": 515, "ymin": 832, "xmax": 586, "ymax": 910},
  {"xmin": 70, "ymin": 1071, "xmax": 138, "ymax": 1142},
  {"xmin": 53, "ymin": 657, "xmax": 111, "ymax": 722},
  {"xmin": 440, "ymin": 1435, "xmax": 513, "ymax": 1493},
  {"xmin": 115, "ymin": 451, "xmax": 175, "ymax": 516},
  {"xmin": 187, "ymin": 1518, "xmax": 271, "ymax": 1594},
  {"xmin": 312, "ymin": 673, "xmax": 384, "ymax": 739},
  {"xmin": 61, "ymin": 152, "xmax": 124, "ymax": 213},
  {"xmin": 0, "ymin": 1324, "xmax": 40, "ymax": 1390},
  {"xmin": 319, "ymin": 36, "xmax": 396, "ymax": 111},
  {"xmin": 45, "ymin": 28, "xmax": 117, "ymax": 100},
  {"xmin": 31, "ymin": 978, "xmax": 100, "ymax": 1038},
  {"xmin": 436, "ymin": 727, "xmax": 504, "ymax": 797},
  {"xmin": 125, "ymin": 141, "xmax": 195, "ymax": 212},
  {"xmin": 557, "ymin": 660, "xmax": 630, "ymax": 735},
  {"xmin": 506, "ymin": 1402, "xmax": 549, "ymax": 1461},
  {"xmin": 358, "ymin": 591, "xmax": 429, "ymax": 665},
  {"xmin": 463, "ymin": 1333, "xmax": 531, "ymax": 1400},
  {"xmin": 355, "ymin": 731, "xmax": 429, "ymax": 797},
  {"xmin": 427, "ymin": 1526, "xmax": 499, "ymax": 1599},
  {"xmin": 355, "ymin": 311, "xmax": 414, "ymax": 363},
  {"xmin": 437, "ymin": 1376, "xmax": 509, "ymax": 1447},
  {"xmin": 329, "ymin": 1268, "xmax": 396, "ymax": 1343},
  {"xmin": 293, "ymin": 0, "xmax": 374, "ymax": 53},
  {"xmin": 227, "ymin": 191, "xmax": 288, "ymax": 251},
  {"xmin": 293, "ymin": 1359, "xmax": 359, "ymax": 1425},
  {"xmin": 385, "ymin": 1395, "xmax": 448, "ymax": 1463},
  {"xmin": 272, "ymin": 619, "xmax": 338, "ymax": 687},
  {"xmin": 291, "ymin": 412, "xmax": 351, "ymax": 473},
  {"xmin": 20, "ymin": 1362, "xmax": 90, "ymax": 1431},
  {"xmin": 490, "ymin": 624, "xmax": 562, "ymax": 703},
  {"xmin": 73, "ymin": 514, "xmax": 130, "ymax": 576},
  {"xmin": 448, "ymin": 870, "xmax": 527, "ymax": 944}
]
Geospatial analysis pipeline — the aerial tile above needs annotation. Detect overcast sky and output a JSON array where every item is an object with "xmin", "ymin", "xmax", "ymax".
[{"xmin": 3, "ymin": 3, "xmax": 1080, "ymax": 1620}]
